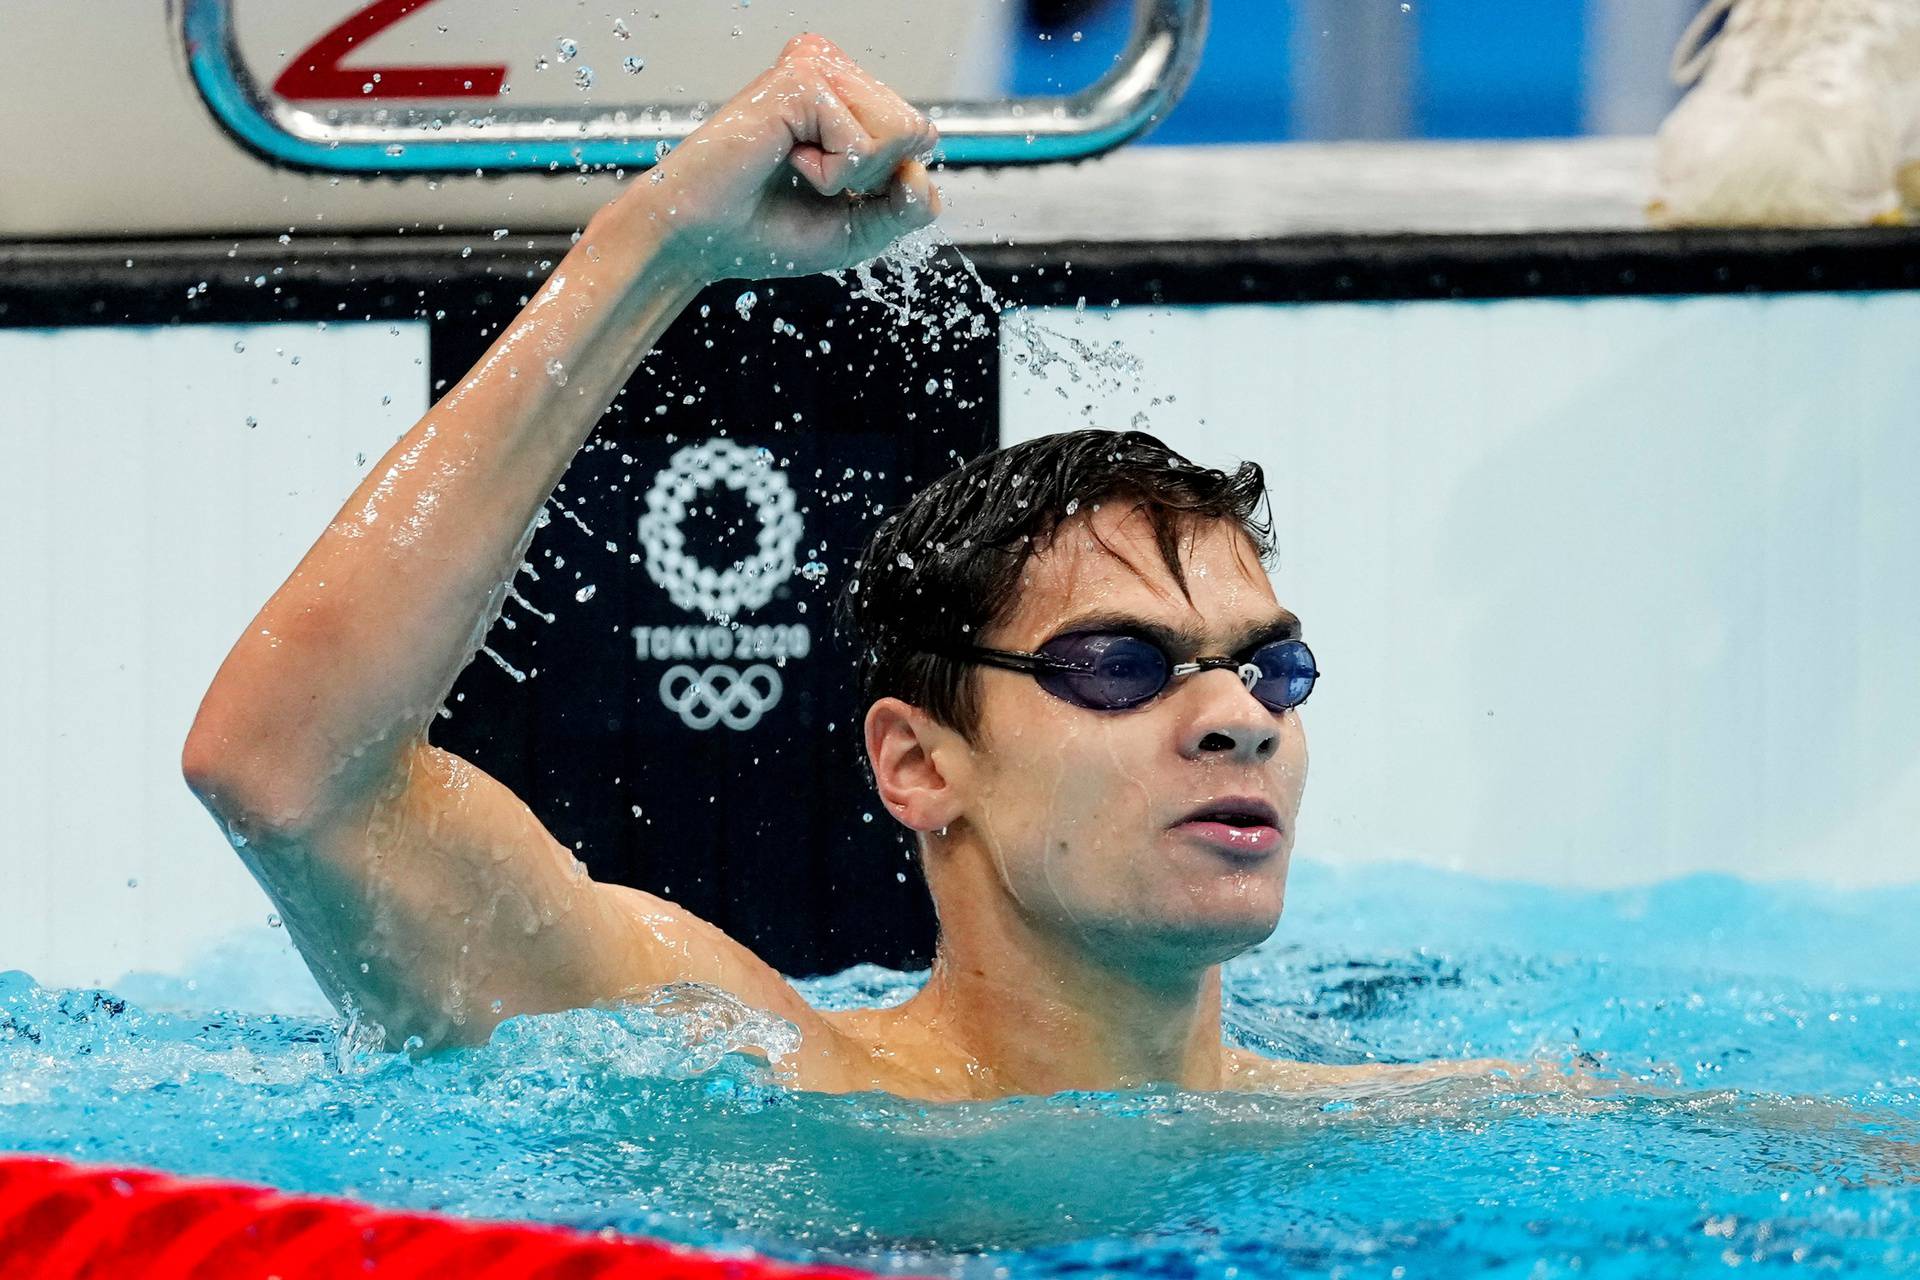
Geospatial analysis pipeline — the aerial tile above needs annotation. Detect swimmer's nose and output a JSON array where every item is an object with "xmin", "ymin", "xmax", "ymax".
[{"xmin": 1178, "ymin": 671, "xmax": 1279, "ymax": 765}]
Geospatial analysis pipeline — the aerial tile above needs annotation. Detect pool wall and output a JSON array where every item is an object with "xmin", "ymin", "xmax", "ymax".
[{"xmin": 3, "ymin": 216, "xmax": 1917, "ymax": 1007}]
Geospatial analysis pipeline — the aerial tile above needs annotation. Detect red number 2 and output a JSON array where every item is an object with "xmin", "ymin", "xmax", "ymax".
[{"xmin": 274, "ymin": 0, "xmax": 506, "ymax": 101}]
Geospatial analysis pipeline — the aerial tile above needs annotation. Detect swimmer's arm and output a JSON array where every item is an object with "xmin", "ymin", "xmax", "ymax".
[
  {"xmin": 177, "ymin": 198, "xmax": 724, "ymax": 1048},
  {"xmin": 174, "ymin": 205, "xmax": 738, "ymax": 1048},
  {"xmin": 248, "ymin": 736, "xmax": 851, "ymax": 1062},
  {"xmin": 182, "ymin": 38, "xmax": 937, "ymax": 833},
  {"xmin": 1314, "ymin": 1059, "xmax": 1917, "ymax": 1182},
  {"xmin": 181, "ymin": 37, "xmax": 936, "ymax": 1061},
  {"xmin": 182, "ymin": 195, "xmax": 705, "ymax": 835},
  {"xmin": 1233, "ymin": 1052, "xmax": 1620, "ymax": 1096}
]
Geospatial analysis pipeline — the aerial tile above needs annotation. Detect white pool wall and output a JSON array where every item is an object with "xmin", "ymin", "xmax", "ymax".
[{"xmin": 0, "ymin": 322, "xmax": 428, "ymax": 995}]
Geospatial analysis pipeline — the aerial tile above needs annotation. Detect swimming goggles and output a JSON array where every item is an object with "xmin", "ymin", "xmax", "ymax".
[{"xmin": 941, "ymin": 630, "xmax": 1318, "ymax": 713}]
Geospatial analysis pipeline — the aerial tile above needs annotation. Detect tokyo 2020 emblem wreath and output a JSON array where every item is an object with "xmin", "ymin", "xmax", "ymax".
[{"xmin": 640, "ymin": 438, "xmax": 803, "ymax": 620}]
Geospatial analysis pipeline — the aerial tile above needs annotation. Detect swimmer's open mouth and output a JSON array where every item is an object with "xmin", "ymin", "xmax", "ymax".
[
  {"xmin": 1172, "ymin": 798, "xmax": 1282, "ymax": 857},
  {"xmin": 1174, "ymin": 798, "xmax": 1279, "ymax": 830}
]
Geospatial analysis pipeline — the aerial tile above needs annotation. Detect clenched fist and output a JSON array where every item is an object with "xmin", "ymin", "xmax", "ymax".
[{"xmin": 606, "ymin": 33, "xmax": 943, "ymax": 282}]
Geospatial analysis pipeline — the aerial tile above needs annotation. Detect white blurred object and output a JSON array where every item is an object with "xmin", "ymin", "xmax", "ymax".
[{"xmin": 1651, "ymin": 0, "xmax": 1920, "ymax": 226}]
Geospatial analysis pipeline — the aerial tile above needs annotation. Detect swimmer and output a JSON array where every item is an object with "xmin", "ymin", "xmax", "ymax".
[{"xmin": 182, "ymin": 35, "xmax": 1523, "ymax": 1100}]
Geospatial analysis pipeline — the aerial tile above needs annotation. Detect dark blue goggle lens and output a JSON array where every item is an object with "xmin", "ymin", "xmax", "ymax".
[
  {"xmin": 1243, "ymin": 637, "xmax": 1318, "ymax": 711},
  {"xmin": 1033, "ymin": 633, "xmax": 1170, "ymax": 710},
  {"xmin": 1033, "ymin": 633, "xmax": 1317, "ymax": 712}
]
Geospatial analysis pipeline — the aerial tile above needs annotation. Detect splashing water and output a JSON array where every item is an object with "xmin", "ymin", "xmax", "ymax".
[
  {"xmin": 5, "ymin": 864, "xmax": 1916, "ymax": 1278},
  {"xmin": 478, "ymin": 644, "xmax": 528, "ymax": 681},
  {"xmin": 505, "ymin": 584, "xmax": 554, "ymax": 624},
  {"xmin": 833, "ymin": 225, "xmax": 1147, "ymax": 415}
]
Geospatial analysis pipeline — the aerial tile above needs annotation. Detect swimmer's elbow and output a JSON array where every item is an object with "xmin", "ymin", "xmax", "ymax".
[
  {"xmin": 181, "ymin": 721, "xmax": 244, "ymax": 822},
  {"xmin": 180, "ymin": 720, "xmax": 326, "ymax": 847}
]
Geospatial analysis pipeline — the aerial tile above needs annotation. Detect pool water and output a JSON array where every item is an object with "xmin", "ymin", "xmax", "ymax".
[{"xmin": 3, "ymin": 859, "xmax": 1915, "ymax": 1278}]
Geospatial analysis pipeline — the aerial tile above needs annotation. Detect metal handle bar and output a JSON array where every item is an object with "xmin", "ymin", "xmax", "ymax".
[{"xmin": 177, "ymin": 0, "xmax": 1208, "ymax": 173}]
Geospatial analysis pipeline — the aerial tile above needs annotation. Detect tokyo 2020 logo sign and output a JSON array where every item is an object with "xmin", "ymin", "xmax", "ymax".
[
  {"xmin": 639, "ymin": 438, "xmax": 802, "ymax": 619},
  {"xmin": 634, "ymin": 439, "xmax": 808, "ymax": 732}
]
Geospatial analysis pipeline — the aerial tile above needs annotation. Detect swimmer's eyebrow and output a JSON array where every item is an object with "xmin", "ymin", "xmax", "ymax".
[
  {"xmin": 1231, "ymin": 609, "xmax": 1304, "ymax": 649},
  {"xmin": 1042, "ymin": 607, "xmax": 1302, "ymax": 653}
]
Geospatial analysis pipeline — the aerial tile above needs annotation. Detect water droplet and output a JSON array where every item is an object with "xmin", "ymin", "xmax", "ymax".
[
  {"xmin": 896, "ymin": 551, "xmax": 915, "ymax": 569},
  {"xmin": 245, "ymin": 415, "xmax": 258, "ymax": 429},
  {"xmin": 492, "ymin": 227, "xmax": 509, "ymax": 239},
  {"xmin": 923, "ymin": 377, "xmax": 939, "ymax": 394},
  {"xmin": 734, "ymin": 289, "xmax": 758, "ymax": 319},
  {"xmin": 267, "ymin": 913, "xmax": 283, "ymax": 928},
  {"xmin": 556, "ymin": 36, "xmax": 578, "ymax": 61},
  {"xmin": 613, "ymin": 17, "xmax": 630, "ymax": 38},
  {"xmin": 125, "ymin": 877, "xmax": 139, "ymax": 889},
  {"xmin": 545, "ymin": 356, "xmax": 568, "ymax": 385},
  {"xmin": 862, "ymin": 812, "xmax": 874, "ymax": 823},
  {"xmin": 232, "ymin": 340, "xmax": 246, "ymax": 353},
  {"xmin": 800, "ymin": 560, "xmax": 827, "ymax": 582},
  {"xmin": 575, "ymin": 584, "xmax": 596, "ymax": 602},
  {"xmin": 574, "ymin": 65, "xmax": 595, "ymax": 90},
  {"xmin": 533, "ymin": 56, "xmax": 549, "ymax": 71},
  {"xmin": 622, "ymin": 54, "xmax": 645, "ymax": 74}
]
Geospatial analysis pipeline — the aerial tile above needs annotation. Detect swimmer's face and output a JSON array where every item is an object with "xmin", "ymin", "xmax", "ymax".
[{"xmin": 954, "ymin": 505, "xmax": 1307, "ymax": 974}]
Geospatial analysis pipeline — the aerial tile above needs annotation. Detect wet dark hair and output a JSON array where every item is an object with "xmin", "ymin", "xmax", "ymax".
[{"xmin": 838, "ymin": 429, "xmax": 1273, "ymax": 737}]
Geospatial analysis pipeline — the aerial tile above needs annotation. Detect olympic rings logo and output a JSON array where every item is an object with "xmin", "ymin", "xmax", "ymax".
[
  {"xmin": 639, "ymin": 438, "xmax": 803, "ymax": 621},
  {"xmin": 659, "ymin": 663, "xmax": 784, "ymax": 732}
]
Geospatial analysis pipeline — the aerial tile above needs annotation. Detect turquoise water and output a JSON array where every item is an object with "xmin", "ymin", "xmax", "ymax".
[{"xmin": 3, "ymin": 859, "xmax": 1916, "ymax": 1278}]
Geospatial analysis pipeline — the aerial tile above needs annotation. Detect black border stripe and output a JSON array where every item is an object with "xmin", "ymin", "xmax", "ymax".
[{"xmin": 5, "ymin": 225, "xmax": 1919, "ymax": 330}]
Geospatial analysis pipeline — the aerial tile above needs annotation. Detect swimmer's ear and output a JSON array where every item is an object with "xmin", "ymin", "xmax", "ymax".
[{"xmin": 864, "ymin": 697, "xmax": 964, "ymax": 833}]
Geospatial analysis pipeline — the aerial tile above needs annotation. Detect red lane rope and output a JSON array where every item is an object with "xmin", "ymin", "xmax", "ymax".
[{"xmin": 0, "ymin": 1155, "xmax": 894, "ymax": 1280}]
